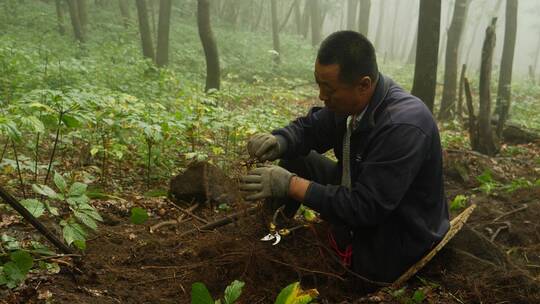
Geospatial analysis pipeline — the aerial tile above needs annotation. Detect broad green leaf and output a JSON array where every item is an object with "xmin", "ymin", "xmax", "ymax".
[
  {"xmin": 53, "ymin": 172, "xmax": 67, "ymax": 193},
  {"xmin": 11, "ymin": 251, "xmax": 33, "ymax": 273},
  {"xmin": 45, "ymin": 202, "xmax": 59, "ymax": 216},
  {"xmin": 2, "ymin": 262, "xmax": 25, "ymax": 285},
  {"xmin": 412, "ymin": 289, "xmax": 426, "ymax": 303},
  {"xmin": 68, "ymin": 182, "xmax": 88, "ymax": 197},
  {"xmin": 223, "ymin": 280, "xmax": 245, "ymax": 304},
  {"xmin": 74, "ymin": 211, "xmax": 98, "ymax": 230},
  {"xmin": 20, "ymin": 199, "xmax": 45, "ymax": 218},
  {"xmin": 73, "ymin": 239, "xmax": 86, "ymax": 250},
  {"xmin": 66, "ymin": 195, "xmax": 90, "ymax": 206},
  {"xmin": 32, "ymin": 184, "xmax": 59, "ymax": 199},
  {"xmin": 62, "ymin": 223, "xmax": 87, "ymax": 246},
  {"xmin": 80, "ymin": 207, "xmax": 103, "ymax": 222},
  {"xmin": 274, "ymin": 282, "xmax": 318, "ymax": 304},
  {"xmin": 62, "ymin": 114, "xmax": 81, "ymax": 128},
  {"xmin": 450, "ymin": 195, "xmax": 467, "ymax": 211},
  {"xmin": 130, "ymin": 207, "xmax": 148, "ymax": 225},
  {"xmin": 191, "ymin": 282, "xmax": 214, "ymax": 304},
  {"xmin": 30, "ymin": 241, "xmax": 55, "ymax": 256}
]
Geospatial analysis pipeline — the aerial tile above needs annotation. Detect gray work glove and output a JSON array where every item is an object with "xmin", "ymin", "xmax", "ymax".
[
  {"xmin": 247, "ymin": 133, "xmax": 287, "ymax": 162},
  {"xmin": 239, "ymin": 165, "xmax": 295, "ymax": 201}
]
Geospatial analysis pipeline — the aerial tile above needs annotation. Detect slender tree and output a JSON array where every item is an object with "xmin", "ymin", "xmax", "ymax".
[
  {"xmin": 357, "ymin": 0, "xmax": 371, "ymax": 37},
  {"xmin": 118, "ymin": 0, "xmax": 130, "ymax": 27},
  {"xmin": 54, "ymin": 0, "xmax": 66, "ymax": 35},
  {"xmin": 77, "ymin": 0, "xmax": 88, "ymax": 34},
  {"xmin": 411, "ymin": 0, "xmax": 441, "ymax": 111},
  {"xmin": 301, "ymin": 0, "xmax": 310, "ymax": 39},
  {"xmin": 347, "ymin": 0, "xmax": 358, "ymax": 30},
  {"xmin": 271, "ymin": 0, "xmax": 281, "ymax": 64},
  {"xmin": 495, "ymin": 0, "xmax": 518, "ymax": 136},
  {"xmin": 197, "ymin": 0, "xmax": 220, "ymax": 91},
  {"xmin": 156, "ymin": 0, "xmax": 172, "ymax": 67},
  {"xmin": 135, "ymin": 0, "xmax": 155, "ymax": 60},
  {"xmin": 374, "ymin": 0, "xmax": 385, "ymax": 50},
  {"xmin": 476, "ymin": 18, "xmax": 499, "ymax": 155},
  {"xmin": 439, "ymin": 0, "xmax": 469, "ymax": 120},
  {"xmin": 294, "ymin": 0, "xmax": 302, "ymax": 35},
  {"xmin": 310, "ymin": 0, "xmax": 322, "ymax": 46},
  {"xmin": 279, "ymin": 0, "xmax": 297, "ymax": 32},
  {"xmin": 66, "ymin": 0, "xmax": 85, "ymax": 42},
  {"xmin": 388, "ymin": 0, "xmax": 400, "ymax": 59}
]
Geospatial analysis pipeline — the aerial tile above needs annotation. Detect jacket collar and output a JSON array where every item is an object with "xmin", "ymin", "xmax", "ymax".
[{"xmin": 355, "ymin": 73, "xmax": 390, "ymax": 132}]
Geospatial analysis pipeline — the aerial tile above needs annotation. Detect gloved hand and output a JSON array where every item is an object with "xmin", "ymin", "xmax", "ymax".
[
  {"xmin": 247, "ymin": 133, "xmax": 286, "ymax": 162},
  {"xmin": 239, "ymin": 165, "xmax": 295, "ymax": 201}
]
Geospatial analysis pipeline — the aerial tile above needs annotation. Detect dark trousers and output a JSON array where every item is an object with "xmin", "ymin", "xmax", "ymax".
[{"xmin": 279, "ymin": 151, "xmax": 353, "ymax": 250}]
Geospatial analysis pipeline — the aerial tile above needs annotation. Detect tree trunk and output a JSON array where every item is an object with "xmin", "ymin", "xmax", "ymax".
[
  {"xmin": 252, "ymin": 0, "xmax": 264, "ymax": 31},
  {"xmin": 310, "ymin": 0, "xmax": 321, "ymax": 47},
  {"xmin": 357, "ymin": 0, "xmax": 370, "ymax": 37},
  {"xmin": 534, "ymin": 33, "xmax": 540, "ymax": 77},
  {"xmin": 279, "ymin": 0, "xmax": 297, "ymax": 32},
  {"xmin": 148, "ymin": 0, "xmax": 157, "ymax": 42},
  {"xmin": 347, "ymin": 0, "xmax": 358, "ymax": 30},
  {"xmin": 495, "ymin": 0, "xmax": 518, "ymax": 137},
  {"xmin": 271, "ymin": 0, "xmax": 281, "ymax": 64},
  {"xmin": 464, "ymin": 77, "xmax": 477, "ymax": 148},
  {"xmin": 374, "ymin": 0, "xmax": 385, "ymax": 49},
  {"xmin": 457, "ymin": 63, "xmax": 467, "ymax": 120},
  {"xmin": 197, "ymin": 0, "xmax": 220, "ymax": 92},
  {"xmin": 465, "ymin": 0, "xmax": 502, "ymax": 71},
  {"xmin": 438, "ymin": 0, "xmax": 455, "ymax": 69},
  {"xmin": 439, "ymin": 0, "xmax": 469, "ymax": 120},
  {"xmin": 294, "ymin": 0, "xmax": 302, "ymax": 35},
  {"xmin": 54, "ymin": 0, "xmax": 66, "ymax": 35},
  {"xmin": 389, "ymin": 0, "xmax": 400, "ymax": 59},
  {"xmin": 156, "ymin": 0, "xmax": 172, "ymax": 67},
  {"xmin": 77, "ymin": 0, "xmax": 88, "ymax": 34},
  {"xmin": 411, "ymin": 0, "xmax": 441, "ymax": 112},
  {"xmin": 135, "ymin": 0, "xmax": 155, "ymax": 60},
  {"xmin": 301, "ymin": 0, "xmax": 310, "ymax": 39},
  {"xmin": 66, "ymin": 0, "xmax": 85, "ymax": 42},
  {"xmin": 408, "ymin": 25, "xmax": 418, "ymax": 64},
  {"xmin": 118, "ymin": 0, "xmax": 130, "ymax": 27},
  {"xmin": 476, "ymin": 18, "xmax": 498, "ymax": 155}
]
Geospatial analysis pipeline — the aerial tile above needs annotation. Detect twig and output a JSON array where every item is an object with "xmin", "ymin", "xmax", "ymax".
[
  {"xmin": 179, "ymin": 205, "xmax": 260, "ymax": 237},
  {"xmin": 149, "ymin": 203, "xmax": 199, "ymax": 233},
  {"xmin": 132, "ymin": 273, "xmax": 183, "ymax": 286},
  {"xmin": 168, "ymin": 200, "xmax": 208, "ymax": 224},
  {"xmin": 491, "ymin": 204, "xmax": 528, "ymax": 223},
  {"xmin": 0, "ymin": 185, "xmax": 73, "ymax": 254},
  {"xmin": 490, "ymin": 224, "xmax": 509, "ymax": 242},
  {"xmin": 264, "ymin": 256, "xmax": 345, "ymax": 281},
  {"xmin": 35, "ymin": 254, "xmax": 82, "ymax": 261}
]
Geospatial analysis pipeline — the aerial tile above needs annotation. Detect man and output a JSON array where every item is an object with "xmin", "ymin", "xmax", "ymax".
[{"xmin": 240, "ymin": 31, "xmax": 449, "ymax": 283}]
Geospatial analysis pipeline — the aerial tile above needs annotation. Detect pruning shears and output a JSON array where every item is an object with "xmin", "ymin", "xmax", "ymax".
[{"xmin": 260, "ymin": 205, "xmax": 307, "ymax": 245}]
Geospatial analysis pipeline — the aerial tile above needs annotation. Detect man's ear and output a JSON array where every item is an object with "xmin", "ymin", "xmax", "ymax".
[{"xmin": 355, "ymin": 76, "xmax": 372, "ymax": 93}]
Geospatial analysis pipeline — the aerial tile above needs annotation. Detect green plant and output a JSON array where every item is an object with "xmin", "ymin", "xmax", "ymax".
[
  {"xmin": 191, "ymin": 280, "xmax": 245, "ymax": 304},
  {"xmin": 0, "ymin": 250, "xmax": 33, "ymax": 289},
  {"xmin": 450, "ymin": 194, "xmax": 468, "ymax": 211},
  {"xmin": 26, "ymin": 172, "xmax": 102, "ymax": 250},
  {"xmin": 475, "ymin": 170, "xmax": 501, "ymax": 195}
]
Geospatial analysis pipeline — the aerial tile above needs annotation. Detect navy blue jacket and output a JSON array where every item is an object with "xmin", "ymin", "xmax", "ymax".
[{"xmin": 273, "ymin": 75, "xmax": 450, "ymax": 283}]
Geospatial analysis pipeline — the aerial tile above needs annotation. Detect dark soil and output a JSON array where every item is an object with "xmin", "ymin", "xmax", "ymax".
[{"xmin": 1, "ymin": 143, "xmax": 540, "ymax": 304}]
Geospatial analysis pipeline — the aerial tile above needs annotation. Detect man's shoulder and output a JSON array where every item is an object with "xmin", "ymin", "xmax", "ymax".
[{"xmin": 382, "ymin": 83, "xmax": 436, "ymax": 136}]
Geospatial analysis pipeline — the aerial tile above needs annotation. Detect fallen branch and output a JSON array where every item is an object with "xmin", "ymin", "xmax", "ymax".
[
  {"xmin": 167, "ymin": 200, "xmax": 208, "ymax": 224},
  {"xmin": 179, "ymin": 205, "xmax": 260, "ymax": 238},
  {"xmin": 492, "ymin": 204, "xmax": 528, "ymax": 223},
  {"xmin": 0, "ymin": 185, "xmax": 73, "ymax": 254},
  {"xmin": 149, "ymin": 203, "xmax": 200, "ymax": 233}
]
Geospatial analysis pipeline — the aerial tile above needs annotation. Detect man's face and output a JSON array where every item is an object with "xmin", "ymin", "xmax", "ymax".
[{"xmin": 314, "ymin": 60, "xmax": 373, "ymax": 116}]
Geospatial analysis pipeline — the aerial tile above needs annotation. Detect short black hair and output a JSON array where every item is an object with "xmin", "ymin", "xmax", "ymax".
[{"xmin": 317, "ymin": 31, "xmax": 379, "ymax": 84}]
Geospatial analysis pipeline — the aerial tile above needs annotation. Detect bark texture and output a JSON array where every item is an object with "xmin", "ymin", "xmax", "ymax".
[
  {"xmin": 136, "ymin": 0, "xmax": 155, "ymax": 60},
  {"xmin": 156, "ymin": 0, "xmax": 172, "ymax": 67},
  {"xmin": 411, "ymin": 0, "xmax": 441, "ymax": 111},
  {"xmin": 197, "ymin": 0, "xmax": 220, "ymax": 91}
]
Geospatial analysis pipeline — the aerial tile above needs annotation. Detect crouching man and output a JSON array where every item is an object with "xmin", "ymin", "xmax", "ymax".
[{"xmin": 240, "ymin": 31, "xmax": 449, "ymax": 284}]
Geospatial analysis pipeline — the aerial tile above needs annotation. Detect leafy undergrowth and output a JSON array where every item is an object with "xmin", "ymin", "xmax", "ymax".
[{"xmin": 1, "ymin": 1, "xmax": 540, "ymax": 303}]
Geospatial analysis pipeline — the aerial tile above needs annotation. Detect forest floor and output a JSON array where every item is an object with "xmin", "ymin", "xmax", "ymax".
[{"xmin": 1, "ymin": 139, "xmax": 539, "ymax": 304}]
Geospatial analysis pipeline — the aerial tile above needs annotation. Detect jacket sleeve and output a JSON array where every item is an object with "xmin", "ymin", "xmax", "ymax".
[
  {"xmin": 272, "ymin": 107, "xmax": 336, "ymax": 158},
  {"xmin": 304, "ymin": 124, "xmax": 430, "ymax": 228}
]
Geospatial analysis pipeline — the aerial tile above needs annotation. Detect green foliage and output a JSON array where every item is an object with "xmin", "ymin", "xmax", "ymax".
[
  {"xmin": 26, "ymin": 172, "xmax": 102, "ymax": 250},
  {"xmin": 190, "ymin": 280, "xmax": 245, "ymax": 304},
  {"xmin": 475, "ymin": 170, "xmax": 500, "ymax": 195},
  {"xmin": 274, "ymin": 282, "xmax": 318, "ymax": 304},
  {"xmin": 450, "ymin": 194, "xmax": 468, "ymax": 211},
  {"xmin": 475, "ymin": 170, "xmax": 537, "ymax": 195},
  {"xmin": 130, "ymin": 207, "xmax": 149, "ymax": 225},
  {"xmin": 0, "ymin": 250, "xmax": 33, "ymax": 289}
]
